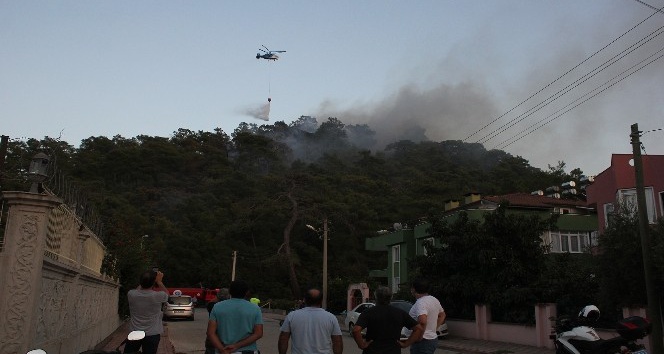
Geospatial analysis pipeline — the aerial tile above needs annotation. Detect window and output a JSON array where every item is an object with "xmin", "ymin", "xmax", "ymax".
[
  {"xmin": 617, "ymin": 187, "xmax": 656, "ymax": 224},
  {"xmin": 550, "ymin": 231, "xmax": 589, "ymax": 253},
  {"xmin": 422, "ymin": 237, "xmax": 434, "ymax": 256},
  {"xmin": 604, "ymin": 203, "xmax": 615, "ymax": 227},
  {"xmin": 392, "ymin": 245, "xmax": 400, "ymax": 293},
  {"xmin": 589, "ymin": 231, "xmax": 599, "ymax": 247},
  {"xmin": 549, "ymin": 231, "xmax": 560, "ymax": 253}
]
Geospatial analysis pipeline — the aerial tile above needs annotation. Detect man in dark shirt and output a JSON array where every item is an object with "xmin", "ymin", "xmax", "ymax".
[{"xmin": 352, "ymin": 286, "xmax": 423, "ymax": 354}]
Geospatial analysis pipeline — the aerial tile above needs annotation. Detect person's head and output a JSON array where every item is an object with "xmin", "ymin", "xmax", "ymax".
[
  {"xmin": 139, "ymin": 270, "xmax": 157, "ymax": 289},
  {"xmin": 374, "ymin": 286, "xmax": 393, "ymax": 305},
  {"xmin": 303, "ymin": 287, "xmax": 323, "ymax": 307},
  {"xmin": 411, "ymin": 278, "xmax": 431, "ymax": 295},
  {"xmin": 229, "ymin": 280, "xmax": 249, "ymax": 299},
  {"xmin": 217, "ymin": 288, "xmax": 230, "ymax": 301}
]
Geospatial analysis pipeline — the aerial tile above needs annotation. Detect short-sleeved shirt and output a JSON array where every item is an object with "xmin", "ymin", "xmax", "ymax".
[
  {"xmin": 280, "ymin": 307, "xmax": 342, "ymax": 354},
  {"xmin": 356, "ymin": 304, "xmax": 418, "ymax": 354},
  {"xmin": 409, "ymin": 295, "xmax": 444, "ymax": 340},
  {"xmin": 209, "ymin": 298, "xmax": 263, "ymax": 352},
  {"xmin": 127, "ymin": 288, "xmax": 169, "ymax": 336}
]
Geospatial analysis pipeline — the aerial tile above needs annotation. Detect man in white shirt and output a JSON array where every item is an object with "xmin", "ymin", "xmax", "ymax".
[
  {"xmin": 408, "ymin": 278, "xmax": 446, "ymax": 354},
  {"xmin": 278, "ymin": 287, "xmax": 343, "ymax": 354}
]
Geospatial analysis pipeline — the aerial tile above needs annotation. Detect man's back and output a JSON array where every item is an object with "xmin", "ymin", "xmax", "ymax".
[
  {"xmin": 280, "ymin": 307, "xmax": 342, "ymax": 354},
  {"xmin": 209, "ymin": 298, "xmax": 263, "ymax": 351},
  {"xmin": 409, "ymin": 295, "xmax": 443, "ymax": 340},
  {"xmin": 357, "ymin": 304, "xmax": 417, "ymax": 354},
  {"xmin": 127, "ymin": 288, "xmax": 168, "ymax": 336}
]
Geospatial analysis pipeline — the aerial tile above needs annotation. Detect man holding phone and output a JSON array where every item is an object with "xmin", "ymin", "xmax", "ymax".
[{"xmin": 125, "ymin": 269, "xmax": 169, "ymax": 354}]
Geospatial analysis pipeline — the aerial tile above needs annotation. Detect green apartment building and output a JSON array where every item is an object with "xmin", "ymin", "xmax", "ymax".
[{"xmin": 366, "ymin": 192, "xmax": 598, "ymax": 293}]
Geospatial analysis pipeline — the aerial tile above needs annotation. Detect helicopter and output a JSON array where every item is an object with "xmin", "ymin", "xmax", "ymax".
[{"xmin": 256, "ymin": 45, "xmax": 286, "ymax": 61}]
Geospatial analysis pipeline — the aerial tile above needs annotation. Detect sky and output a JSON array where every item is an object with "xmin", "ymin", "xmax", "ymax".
[{"xmin": 2, "ymin": 1, "xmax": 663, "ymax": 175}]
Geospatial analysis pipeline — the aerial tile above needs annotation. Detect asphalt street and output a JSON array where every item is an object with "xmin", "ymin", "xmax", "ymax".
[{"xmin": 166, "ymin": 308, "xmax": 466, "ymax": 354}]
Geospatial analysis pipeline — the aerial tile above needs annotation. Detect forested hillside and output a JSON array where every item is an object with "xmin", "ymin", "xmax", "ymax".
[{"xmin": 1, "ymin": 116, "xmax": 581, "ymax": 312}]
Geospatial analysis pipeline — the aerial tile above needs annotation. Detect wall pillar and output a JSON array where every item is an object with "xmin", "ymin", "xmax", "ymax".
[
  {"xmin": 535, "ymin": 303, "xmax": 556, "ymax": 349},
  {"xmin": 475, "ymin": 304, "xmax": 491, "ymax": 340},
  {"xmin": 0, "ymin": 191, "xmax": 62, "ymax": 354},
  {"xmin": 77, "ymin": 228, "xmax": 91, "ymax": 269}
]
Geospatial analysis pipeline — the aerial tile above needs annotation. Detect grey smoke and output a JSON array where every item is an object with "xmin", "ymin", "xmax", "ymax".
[
  {"xmin": 315, "ymin": 81, "xmax": 498, "ymax": 150},
  {"xmin": 244, "ymin": 102, "xmax": 271, "ymax": 121}
]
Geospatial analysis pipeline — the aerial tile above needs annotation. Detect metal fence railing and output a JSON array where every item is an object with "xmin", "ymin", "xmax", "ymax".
[{"xmin": 43, "ymin": 162, "xmax": 105, "ymax": 242}]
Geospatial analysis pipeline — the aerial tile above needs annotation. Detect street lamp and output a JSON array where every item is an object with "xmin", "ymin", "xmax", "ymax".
[
  {"xmin": 28, "ymin": 152, "xmax": 50, "ymax": 193},
  {"xmin": 140, "ymin": 235, "xmax": 149, "ymax": 249},
  {"xmin": 306, "ymin": 218, "xmax": 329, "ymax": 309}
]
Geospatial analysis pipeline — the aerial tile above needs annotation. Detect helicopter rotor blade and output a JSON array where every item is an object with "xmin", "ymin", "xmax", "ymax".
[{"xmin": 262, "ymin": 45, "xmax": 270, "ymax": 52}]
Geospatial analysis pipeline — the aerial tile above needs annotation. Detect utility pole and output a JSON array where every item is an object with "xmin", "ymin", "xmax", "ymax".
[
  {"xmin": 323, "ymin": 216, "xmax": 328, "ymax": 310},
  {"xmin": 306, "ymin": 219, "xmax": 330, "ymax": 309},
  {"xmin": 630, "ymin": 123, "xmax": 663, "ymax": 353},
  {"xmin": 231, "ymin": 250, "xmax": 237, "ymax": 281}
]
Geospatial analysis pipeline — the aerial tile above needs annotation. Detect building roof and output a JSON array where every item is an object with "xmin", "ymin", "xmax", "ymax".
[
  {"xmin": 481, "ymin": 193, "xmax": 588, "ymax": 208},
  {"xmin": 591, "ymin": 154, "xmax": 664, "ymax": 190}
]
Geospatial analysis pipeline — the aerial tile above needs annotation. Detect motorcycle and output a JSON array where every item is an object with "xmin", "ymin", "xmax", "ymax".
[
  {"xmin": 551, "ymin": 305, "xmax": 651, "ymax": 354},
  {"xmin": 27, "ymin": 330, "xmax": 146, "ymax": 354}
]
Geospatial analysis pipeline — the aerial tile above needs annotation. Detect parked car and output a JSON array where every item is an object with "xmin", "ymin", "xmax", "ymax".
[
  {"xmin": 163, "ymin": 295, "xmax": 195, "ymax": 321},
  {"xmin": 343, "ymin": 300, "xmax": 448, "ymax": 339}
]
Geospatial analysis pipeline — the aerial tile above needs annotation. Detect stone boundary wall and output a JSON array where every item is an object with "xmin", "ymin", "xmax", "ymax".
[{"xmin": 0, "ymin": 191, "xmax": 121, "ymax": 354}]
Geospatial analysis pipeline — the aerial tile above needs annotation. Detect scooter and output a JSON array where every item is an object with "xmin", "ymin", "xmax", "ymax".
[
  {"xmin": 551, "ymin": 305, "xmax": 651, "ymax": 354},
  {"xmin": 27, "ymin": 330, "xmax": 146, "ymax": 354}
]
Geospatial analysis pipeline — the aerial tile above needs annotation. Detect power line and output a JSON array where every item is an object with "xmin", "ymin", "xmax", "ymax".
[
  {"xmin": 476, "ymin": 24, "xmax": 664, "ymax": 145},
  {"xmin": 641, "ymin": 128, "xmax": 664, "ymax": 135},
  {"xmin": 632, "ymin": 0, "xmax": 664, "ymax": 14},
  {"xmin": 462, "ymin": 4, "xmax": 664, "ymax": 143},
  {"xmin": 495, "ymin": 46, "xmax": 664, "ymax": 149}
]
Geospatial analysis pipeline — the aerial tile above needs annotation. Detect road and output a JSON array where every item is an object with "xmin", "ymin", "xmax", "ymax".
[{"xmin": 166, "ymin": 308, "xmax": 454, "ymax": 354}]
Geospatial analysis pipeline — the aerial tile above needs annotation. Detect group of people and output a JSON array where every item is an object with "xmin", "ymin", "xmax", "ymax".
[{"xmin": 126, "ymin": 270, "xmax": 445, "ymax": 354}]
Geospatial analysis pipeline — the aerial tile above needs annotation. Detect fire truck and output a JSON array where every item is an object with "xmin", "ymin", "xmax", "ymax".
[{"xmin": 166, "ymin": 287, "xmax": 219, "ymax": 306}]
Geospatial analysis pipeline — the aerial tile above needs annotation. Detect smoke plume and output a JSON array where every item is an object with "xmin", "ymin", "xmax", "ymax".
[{"xmin": 244, "ymin": 101, "xmax": 271, "ymax": 121}]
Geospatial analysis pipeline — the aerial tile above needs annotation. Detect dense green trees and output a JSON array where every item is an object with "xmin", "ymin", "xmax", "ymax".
[
  {"xmin": 410, "ymin": 200, "xmax": 664, "ymax": 324},
  {"xmin": 1, "ymin": 118, "xmax": 592, "ymax": 316},
  {"xmin": 596, "ymin": 205, "xmax": 664, "ymax": 321},
  {"xmin": 411, "ymin": 206, "xmax": 554, "ymax": 322}
]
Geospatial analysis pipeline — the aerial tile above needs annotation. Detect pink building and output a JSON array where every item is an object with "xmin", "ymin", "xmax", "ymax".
[{"xmin": 586, "ymin": 154, "xmax": 664, "ymax": 235}]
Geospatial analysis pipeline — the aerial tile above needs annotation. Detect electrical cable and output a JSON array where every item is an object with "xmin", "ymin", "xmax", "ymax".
[
  {"xmin": 463, "ymin": 3, "xmax": 664, "ymax": 144},
  {"xmin": 494, "ymin": 46, "xmax": 664, "ymax": 149},
  {"xmin": 476, "ymin": 25, "xmax": 664, "ymax": 145},
  {"xmin": 633, "ymin": 0, "xmax": 664, "ymax": 14}
]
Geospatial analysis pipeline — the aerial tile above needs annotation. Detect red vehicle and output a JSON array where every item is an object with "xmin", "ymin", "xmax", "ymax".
[{"xmin": 166, "ymin": 288, "xmax": 219, "ymax": 306}]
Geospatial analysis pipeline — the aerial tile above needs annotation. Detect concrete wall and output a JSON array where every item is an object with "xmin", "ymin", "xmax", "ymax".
[
  {"xmin": 0, "ymin": 191, "xmax": 121, "ymax": 354},
  {"xmin": 446, "ymin": 303, "xmax": 650, "ymax": 351},
  {"xmin": 446, "ymin": 304, "xmax": 556, "ymax": 349}
]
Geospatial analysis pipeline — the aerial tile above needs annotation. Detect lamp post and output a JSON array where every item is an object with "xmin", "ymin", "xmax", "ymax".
[
  {"xmin": 307, "ymin": 217, "xmax": 329, "ymax": 309},
  {"xmin": 27, "ymin": 152, "xmax": 50, "ymax": 193},
  {"xmin": 140, "ymin": 235, "xmax": 149, "ymax": 249}
]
